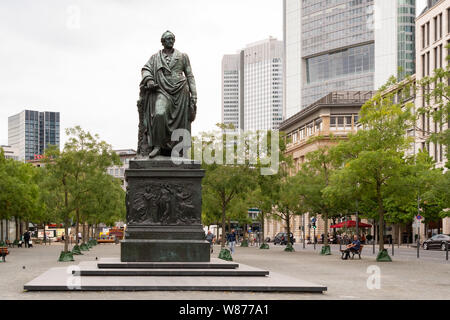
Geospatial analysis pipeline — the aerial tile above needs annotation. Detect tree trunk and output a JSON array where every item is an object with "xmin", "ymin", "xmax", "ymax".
[
  {"xmin": 15, "ymin": 216, "xmax": 19, "ymax": 241},
  {"xmin": 261, "ymin": 213, "xmax": 265, "ymax": 244},
  {"xmin": 19, "ymin": 218, "xmax": 23, "ymax": 238},
  {"xmin": 285, "ymin": 213, "xmax": 291, "ymax": 245},
  {"xmin": 378, "ymin": 207, "xmax": 385, "ymax": 251},
  {"xmin": 0, "ymin": 219, "xmax": 3, "ymax": 242},
  {"xmin": 82, "ymin": 221, "xmax": 86, "ymax": 244},
  {"xmin": 5, "ymin": 219, "xmax": 9, "ymax": 241},
  {"xmin": 376, "ymin": 182, "xmax": 385, "ymax": 251},
  {"xmin": 323, "ymin": 212, "xmax": 329, "ymax": 246},
  {"xmin": 75, "ymin": 210, "xmax": 80, "ymax": 244},
  {"xmin": 64, "ymin": 190, "xmax": 69, "ymax": 253},
  {"xmin": 221, "ymin": 205, "xmax": 226, "ymax": 249}
]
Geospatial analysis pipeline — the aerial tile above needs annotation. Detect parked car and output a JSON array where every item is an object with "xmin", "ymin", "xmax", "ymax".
[
  {"xmin": 422, "ymin": 234, "xmax": 450, "ymax": 251},
  {"xmin": 273, "ymin": 232, "xmax": 295, "ymax": 245}
]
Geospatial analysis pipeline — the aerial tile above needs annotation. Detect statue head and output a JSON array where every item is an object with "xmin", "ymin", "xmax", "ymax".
[{"xmin": 161, "ymin": 31, "xmax": 175, "ymax": 50}]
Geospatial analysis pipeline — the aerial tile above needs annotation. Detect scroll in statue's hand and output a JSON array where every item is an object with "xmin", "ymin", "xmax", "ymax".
[{"xmin": 146, "ymin": 80, "xmax": 159, "ymax": 91}]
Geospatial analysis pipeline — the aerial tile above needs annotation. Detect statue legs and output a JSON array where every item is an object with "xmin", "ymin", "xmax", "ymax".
[{"xmin": 149, "ymin": 94, "xmax": 171, "ymax": 158}]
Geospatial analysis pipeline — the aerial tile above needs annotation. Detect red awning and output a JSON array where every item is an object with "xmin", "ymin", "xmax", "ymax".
[{"xmin": 330, "ymin": 220, "xmax": 372, "ymax": 229}]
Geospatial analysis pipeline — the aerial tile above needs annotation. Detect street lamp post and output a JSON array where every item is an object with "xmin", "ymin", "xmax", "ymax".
[
  {"xmin": 302, "ymin": 214, "xmax": 305, "ymax": 249},
  {"xmin": 417, "ymin": 194, "xmax": 420, "ymax": 259}
]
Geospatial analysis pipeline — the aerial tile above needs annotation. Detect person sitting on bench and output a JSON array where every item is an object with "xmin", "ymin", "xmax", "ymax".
[{"xmin": 342, "ymin": 235, "xmax": 361, "ymax": 259}]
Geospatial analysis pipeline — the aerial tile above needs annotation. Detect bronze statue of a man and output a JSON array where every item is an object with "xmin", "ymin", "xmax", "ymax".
[{"xmin": 138, "ymin": 31, "xmax": 197, "ymax": 158}]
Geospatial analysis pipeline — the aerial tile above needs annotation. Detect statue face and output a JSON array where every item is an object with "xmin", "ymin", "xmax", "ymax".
[{"xmin": 162, "ymin": 35, "xmax": 175, "ymax": 50}]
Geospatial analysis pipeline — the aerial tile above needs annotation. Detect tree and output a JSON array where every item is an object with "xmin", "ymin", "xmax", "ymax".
[
  {"xmin": 327, "ymin": 78, "xmax": 415, "ymax": 261},
  {"xmin": 43, "ymin": 126, "xmax": 120, "ymax": 260},
  {"xmin": 202, "ymin": 164, "xmax": 252, "ymax": 252},
  {"xmin": 0, "ymin": 148, "xmax": 40, "ymax": 241},
  {"xmin": 294, "ymin": 144, "xmax": 342, "ymax": 254},
  {"xmin": 418, "ymin": 46, "xmax": 450, "ymax": 166}
]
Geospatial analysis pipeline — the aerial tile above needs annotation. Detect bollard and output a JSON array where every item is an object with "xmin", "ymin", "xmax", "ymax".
[
  {"xmin": 417, "ymin": 239, "xmax": 420, "ymax": 259},
  {"xmin": 446, "ymin": 242, "xmax": 448, "ymax": 261}
]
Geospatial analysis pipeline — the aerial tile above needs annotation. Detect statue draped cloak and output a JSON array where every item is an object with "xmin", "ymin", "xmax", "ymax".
[{"xmin": 139, "ymin": 49, "xmax": 197, "ymax": 152}]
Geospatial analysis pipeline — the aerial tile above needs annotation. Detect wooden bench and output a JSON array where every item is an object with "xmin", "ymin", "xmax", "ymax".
[
  {"xmin": 350, "ymin": 245, "xmax": 363, "ymax": 259},
  {"xmin": 340, "ymin": 245, "xmax": 364, "ymax": 260},
  {"xmin": 0, "ymin": 247, "xmax": 9, "ymax": 262}
]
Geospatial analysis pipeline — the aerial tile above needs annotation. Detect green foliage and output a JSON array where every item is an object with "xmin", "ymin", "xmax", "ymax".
[
  {"xmin": 326, "ymin": 78, "xmax": 417, "ymax": 252},
  {"xmin": 417, "ymin": 45, "xmax": 450, "ymax": 167},
  {"xmin": 41, "ymin": 126, "xmax": 124, "ymax": 253},
  {"xmin": 0, "ymin": 148, "xmax": 41, "ymax": 237},
  {"xmin": 293, "ymin": 145, "xmax": 342, "ymax": 247}
]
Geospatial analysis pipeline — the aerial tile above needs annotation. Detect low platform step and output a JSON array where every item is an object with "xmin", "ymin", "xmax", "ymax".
[
  {"xmin": 24, "ymin": 266, "xmax": 327, "ymax": 293},
  {"xmin": 97, "ymin": 258, "xmax": 239, "ymax": 270},
  {"xmin": 75, "ymin": 266, "xmax": 268, "ymax": 277}
]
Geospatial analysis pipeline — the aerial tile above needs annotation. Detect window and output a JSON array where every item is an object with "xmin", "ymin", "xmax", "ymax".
[
  {"xmin": 330, "ymin": 117, "xmax": 336, "ymax": 130},
  {"xmin": 337, "ymin": 117, "xmax": 344, "ymax": 130},
  {"xmin": 434, "ymin": 16, "xmax": 438, "ymax": 42},
  {"xmin": 421, "ymin": 25, "xmax": 426, "ymax": 48}
]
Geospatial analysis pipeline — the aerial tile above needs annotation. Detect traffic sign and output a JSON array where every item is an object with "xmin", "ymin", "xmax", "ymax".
[{"xmin": 416, "ymin": 215, "xmax": 422, "ymax": 220}]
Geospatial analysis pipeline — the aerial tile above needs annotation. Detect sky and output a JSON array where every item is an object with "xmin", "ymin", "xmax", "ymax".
[
  {"xmin": 0, "ymin": 0, "xmax": 428, "ymax": 150},
  {"xmin": 0, "ymin": 0, "xmax": 283, "ymax": 150}
]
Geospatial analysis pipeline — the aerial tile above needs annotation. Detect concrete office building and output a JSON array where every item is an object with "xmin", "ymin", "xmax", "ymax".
[
  {"xmin": 221, "ymin": 37, "xmax": 284, "ymax": 131},
  {"xmin": 0, "ymin": 145, "xmax": 19, "ymax": 161},
  {"xmin": 284, "ymin": 0, "xmax": 416, "ymax": 118},
  {"xmin": 8, "ymin": 110, "xmax": 60, "ymax": 161},
  {"xmin": 222, "ymin": 54, "xmax": 243, "ymax": 131},
  {"xmin": 107, "ymin": 149, "xmax": 136, "ymax": 190}
]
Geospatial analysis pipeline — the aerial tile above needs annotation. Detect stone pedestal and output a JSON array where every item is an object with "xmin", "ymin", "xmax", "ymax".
[{"xmin": 121, "ymin": 157, "xmax": 209, "ymax": 262}]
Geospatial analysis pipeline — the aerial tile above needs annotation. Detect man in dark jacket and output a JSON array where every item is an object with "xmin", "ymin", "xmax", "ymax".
[
  {"xmin": 227, "ymin": 229, "xmax": 237, "ymax": 255},
  {"xmin": 23, "ymin": 231, "xmax": 31, "ymax": 248}
]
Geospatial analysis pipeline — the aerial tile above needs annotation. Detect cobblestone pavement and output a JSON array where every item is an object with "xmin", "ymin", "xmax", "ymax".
[{"xmin": 1, "ymin": 242, "xmax": 449, "ymax": 300}]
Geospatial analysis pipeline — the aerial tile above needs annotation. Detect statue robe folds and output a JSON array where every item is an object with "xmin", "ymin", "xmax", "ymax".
[{"xmin": 140, "ymin": 49, "xmax": 197, "ymax": 152}]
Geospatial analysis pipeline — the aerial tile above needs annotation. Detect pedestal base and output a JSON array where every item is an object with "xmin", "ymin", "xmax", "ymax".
[
  {"xmin": 121, "ymin": 239, "xmax": 210, "ymax": 262},
  {"xmin": 121, "ymin": 157, "xmax": 208, "ymax": 263}
]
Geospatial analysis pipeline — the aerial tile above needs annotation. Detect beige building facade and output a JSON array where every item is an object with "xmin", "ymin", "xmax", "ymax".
[
  {"xmin": 264, "ymin": 91, "xmax": 374, "ymax": 242},
  {"xmin": 416, "ymin": 0, "xmax": 450, "ymax": 236}
]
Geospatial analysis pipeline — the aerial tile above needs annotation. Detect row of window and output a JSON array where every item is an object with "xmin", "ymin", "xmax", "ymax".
[{"xmin": 421, "ymin": 10, "xmax": 449, "ymax": 49}]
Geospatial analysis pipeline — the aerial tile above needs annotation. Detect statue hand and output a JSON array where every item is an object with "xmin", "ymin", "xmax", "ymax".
[
  {"xmin": 146, "ymin": 80, "xmax": 159, "ymax": 91},
  {"xmin": 190, "ymin": 97, "xmax": 197, "ymax": 106}
]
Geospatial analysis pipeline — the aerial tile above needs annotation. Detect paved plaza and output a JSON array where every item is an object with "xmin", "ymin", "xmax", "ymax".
[{"xmin": 0, "ymin": 242, "xmax": 449, "ymax": 300}]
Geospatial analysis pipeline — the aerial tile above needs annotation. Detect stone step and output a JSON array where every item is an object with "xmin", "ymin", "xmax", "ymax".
[
  {"xmin": 24, "ymin": 264, "xmax": 327, "ymax": 293},
  {"xmin": 75, "ymin": 267, "xmax": 269, "ymax": 277},
  {"xmin": 97, "ymin": 258, "xmax": 239, "ymax": 269}
]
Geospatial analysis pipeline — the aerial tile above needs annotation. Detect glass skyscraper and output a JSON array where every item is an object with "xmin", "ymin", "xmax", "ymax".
[
  {"xmin": 284, "ymin": 0, "xmax": 416, "ymax": 118},
  {"xmin": 8, "ymin": 110, "xmax": 60, "ymax": 161}
]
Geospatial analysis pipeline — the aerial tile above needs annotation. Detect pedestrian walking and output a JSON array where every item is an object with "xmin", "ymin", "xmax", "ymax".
[
  {"xmin": 205, "ymin": 231, "xmax": 216, "ymax": 253},
  {"xmin": 227, "ymin": 229, "xmax": 237, "ymax": 255},
  {"xmin": 23, "ymin": 230, "xmax": 31, "ymax": 248}
]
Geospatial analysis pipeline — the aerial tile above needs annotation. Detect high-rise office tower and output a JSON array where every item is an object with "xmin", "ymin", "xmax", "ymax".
[
  {"xmin": 221, "ymin": 37, "xmax": 284, "ymax": 132},
  {"xmin": 8, "ymin": 110, "xmax": 60, "ymax": 161},
  {"xmin": 222, "ymin": 53, "xmax": 243, "ymax": 131},
  {"xmin": 284, "ymin": 0, "xmax": 416, "ymax": 118}
]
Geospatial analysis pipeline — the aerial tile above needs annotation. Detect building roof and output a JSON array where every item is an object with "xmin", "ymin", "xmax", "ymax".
[
  {"xmin": 279, "ymin": 91, "xmax": 375, "ymax": 131},
  {"xmin": 417, "ymin": 0, "xmax": 445, "ymax": 19}
]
